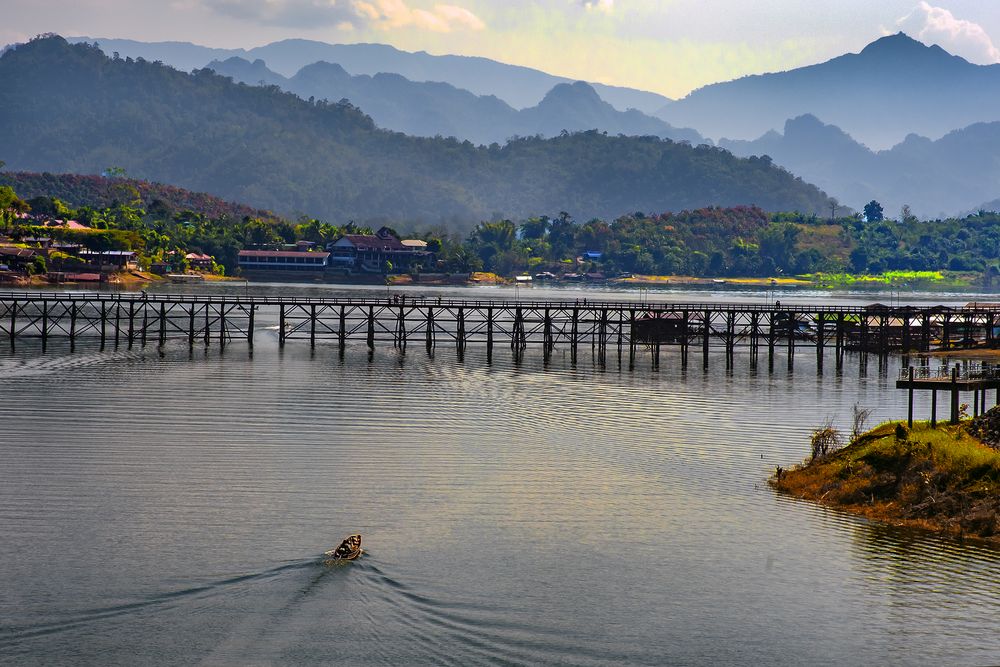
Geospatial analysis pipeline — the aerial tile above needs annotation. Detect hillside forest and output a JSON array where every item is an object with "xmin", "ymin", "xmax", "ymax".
[{"xmin": 3, "ymin": 175, "xmax": 1000, "ymax": 281}]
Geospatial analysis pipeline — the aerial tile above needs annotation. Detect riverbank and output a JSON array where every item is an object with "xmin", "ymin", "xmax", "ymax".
[{"xmin": 771, "ymin": 419, "xmax": 1000, "ymax": 541}]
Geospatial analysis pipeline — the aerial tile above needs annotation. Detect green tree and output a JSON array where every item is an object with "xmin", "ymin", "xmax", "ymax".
[{"xmin": 864, "ymin": 200, "xmax": 884, "ymax": 222}]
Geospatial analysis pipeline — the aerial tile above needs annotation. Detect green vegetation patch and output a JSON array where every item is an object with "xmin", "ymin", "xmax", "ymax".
[{"xmin": 773, "ymin": 417, "xmax": 1000, "ymax": 540}]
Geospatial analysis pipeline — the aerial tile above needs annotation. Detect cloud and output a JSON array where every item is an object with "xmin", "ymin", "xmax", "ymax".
[
  {"xmin": 580, "ymin": 0, "xmax": 614, "ymax": 13},
  {"xmin": 200, "ymin": 0, "xmax": 484, "ymax": 31},
  {"xmin": 897, "ymin": 2, "xmax": 1000, "ymax": 64},
  {"xmin": 355, "ymin": 0, "xmax": 485, "ymax": 32}
]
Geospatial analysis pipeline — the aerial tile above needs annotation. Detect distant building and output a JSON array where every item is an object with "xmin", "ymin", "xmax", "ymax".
[
  {"xmin": 0, "ymin": 246, "xmax": 37, "ymax": 271},
  {"xmin": 237, "ymin": 249, "xmax": 330, "ymax": 273},
  {"xmin": 78, "ymin": 250, "xmax": 138, "ymax": 270},
  {"xmin": 185, "ymin": 252, "xmax": 214, "ymax": 270},
  {"xmin": 326, "ymin": 227, "xmax": 431, "ymax": 274}
]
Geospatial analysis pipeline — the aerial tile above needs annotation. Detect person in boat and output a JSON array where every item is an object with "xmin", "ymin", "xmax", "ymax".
[{"xmin": 325, "ymin": 534, "xmax": 362, "ymax": 560}]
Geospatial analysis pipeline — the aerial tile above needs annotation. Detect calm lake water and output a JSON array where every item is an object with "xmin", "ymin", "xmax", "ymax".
[{"xmin": 2, "ymin": 283, "xmax": 1000, "ymax": 666}]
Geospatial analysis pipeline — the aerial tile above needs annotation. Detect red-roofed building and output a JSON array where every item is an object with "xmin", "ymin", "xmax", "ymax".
[
  {"xmin": 327, "ymin": 227, "xmax": 431, "ymax": 274},
  {"xmin": 185, "ymin": 252, "xmax": 214, "ymax": 270}
]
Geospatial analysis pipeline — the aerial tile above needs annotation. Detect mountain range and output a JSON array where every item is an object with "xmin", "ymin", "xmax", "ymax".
[
  {"xmin": 660, "ymin": 33, "xmax": 1000, "ymax": 150},
  {"xmin": 70, "ymin": 36, "xmax": 672, "ymax": 114},
  {"xmin": 206, "ymin": 56, "xmax": 703, "ymax": 145},
  {"xmin": 720, "ymin": 114, "xmax": 1000, "ymax": 219},
  {"xmin": 0, "ymin": 36, "xmax": 832, "ymax": 227}
]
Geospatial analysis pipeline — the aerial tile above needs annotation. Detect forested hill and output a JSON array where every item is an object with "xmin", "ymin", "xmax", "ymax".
[
  {"xmin": 0, "ymin": 36, "xmax": 834, "ymax": 229},
  {"xmin": 0, "ymin": 172, "xmax": 281, "ymax": 221}
]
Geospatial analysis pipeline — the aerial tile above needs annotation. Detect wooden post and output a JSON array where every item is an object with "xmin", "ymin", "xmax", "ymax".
[
  {"xmin": 457, "ymin": 307, "xmax": 466, "ymax": 352},
  {"xmin": 99, "ymin": 301, "xmax": 107, "ymax": 348},
  {"xmin": 188, "ymin": 306, "xmax": 196, "ymax": 348},
  {"xmin": 681, "ymin": 310, "xmax": 689, "ymax": 367},
  {"xmin": 628, "ymin": 309, "xmax": 636, "ymax": 368},
  {"xmin": 158, "ymin": 302, "xmax": 166, "ymax": 347},
  {"xmin": 835, "ymin": 312, "xmax": 845, "ymax": 368},
  {"xmin": 907, "ymin": 366, "xmax": 914, "ymax": 428},
  {"xmin": 617, "ymin": 309, "xmax": 623, "ymax": 363},
  {"xmin": 9, "ymin": 300, "xmax": 16, "ymax": 349},
  {"xmin": 786, "ymin": 310, "xmax": 795, "ymax": 369},
  {"xmin": 114, "ymin": 302, "xmax": 121, "ymax": 346},
  {"xmin": 41, "ymin": 300, "xmax": 48, "ymax": 346},
  {"xmin": 310, "ymin": 304, "xmax": 317, "ymax": 348},
  {"xmin": 486, "ymin": 307, "xmax": 493, "ymax": 362},
  {"xmin": 339, "ymin": 305, "xmax": 346, "ymax": 352},
  {"xmin": 366, "ymin": 306, "xmax": 375, "ymax": 351},
  {"xmin": 204, "ymin": 303, "xmax": 211, "ymax": 346},
  {"xmin": 128, "ymin": 300, "xmax": 136, "ymax": 348},
  {"xmin": 931, "ymin": 389, "xmax": 937, "ymax": 427},
  {"xmin": 426, "ymin": 306, "xmax": 434, "ymax": 353},
  {"xmin": 600, "ymin": 308, "xmax": 609, "ymax": 366},
  {"xmin": 815, "ymin": 313, "xmax": 824, "ymax": 368},
  {"xmin": 702, "ymin": 309, "xmax": 710, "ymax": 369},
  {"xmin": 141, "ymin": 301, "xmax": 148, "ymax": 346},
  {"xmin": 219, "ymin": 305, "xmax": 227, "ymax": 347},
  {"xmin": 69, "ymin": 303, "xmax": 77, "ymax": 350},
  {"xmin": 247, "ymin": 304, "xmax": 254, "ymax": 348},
  {"xmin": 279, "ymin": 305, "xmax": 286, "ymax": 347},
  {"xmin": 725, "ymin": 311, "xmax": 735, "ymax": 367},
  {"xmin": 921, "ymin": 312, "xmax": 931, "ymax": 352},
  {"xmin": 570, "ymin": 306, "xmax": 579, "ymax": 364},
  {"xmin": 951, "ymin": 365, "xmax": 960, "ymax": 425},
  {"xmin": 767, "ymin": 311, "xmax": 776, "ymax": 371},
  {"xmin": 397, "ymin": 306, "xmax": 407, "ymax": 351},
  {"xmin": 543, "ymin": 308, "xmax": 551, "ymax": 361}
]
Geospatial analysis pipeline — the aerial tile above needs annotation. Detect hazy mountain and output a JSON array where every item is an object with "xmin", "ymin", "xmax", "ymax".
[
  {"xmin": 70, "ymin": 36, "xmax": 672, "ymax": 113},
  {"xmin": 720, "ymin": 114, "xmax": 1000, "ymax": 218},
  {"xmin": 662, "ymin": 33, "xmax": 1000, "ymax": 149},
  {"xmin": 0, "ymin": 37, "xmax": 832, "ymax": 227},
  {"xmin": 208, "ymin": 57, "xmax": 703, "ymax": 145}
]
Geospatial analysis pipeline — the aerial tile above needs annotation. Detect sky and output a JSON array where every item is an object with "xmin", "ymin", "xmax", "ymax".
[{"xmin": 5, "ymin": 1, "xmax": 1000, "ymax": 98}]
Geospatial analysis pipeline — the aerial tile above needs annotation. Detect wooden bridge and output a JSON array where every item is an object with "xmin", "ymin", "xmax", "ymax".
[{"xmin": 2, "ymin": 291, "xmax": 1000, "ymax": 368}]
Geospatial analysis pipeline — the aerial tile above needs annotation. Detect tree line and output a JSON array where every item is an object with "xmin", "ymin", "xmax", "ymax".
[{"xmin": 5, "ymin": 184, "xmax": 1000, "ymax": 279}]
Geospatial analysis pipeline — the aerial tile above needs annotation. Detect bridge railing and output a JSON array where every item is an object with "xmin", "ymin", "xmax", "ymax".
[
  {"xmin": 900, "ymin": 363, "xmax": 1000, "ymax": 381},
  {"xmin": 2, "ymin": 290, "xmax": 1000, "ymax": 315}
]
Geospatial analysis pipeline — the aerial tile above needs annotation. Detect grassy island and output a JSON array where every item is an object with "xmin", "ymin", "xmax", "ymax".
[{"xmin": 772, "ymin": 415, "xmax": 1000, "ymax": 541}]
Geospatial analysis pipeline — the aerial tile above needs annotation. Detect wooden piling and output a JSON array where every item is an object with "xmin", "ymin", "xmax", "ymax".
[
  {"xmin": 219, "ymin": 305, "xmax": 227, "ymax": 347},
  {"xmin": 426, "ymin": 306, "xmax": 434, "ymax": 353},
  {"xmin": 247, "ymin": 304, "xmax": 254, "ymax": 348},
  {"xmin": 99, "ymin": 301, "xmax": 107, "ymax": 348},
  {"xmin": 339, "ymin": 305, "xmax": 346, "ymax": 352},
  {"xmin": 279, "ymin": 305, "xmax": 286, "ymax": 346},
  {"xmin": 69, "ymin": 303, "xmax": 77, "ymax": 350},
  {"xmin": 158, "ymin": 302, "xmax": 166, "ymax": 347},
  {"xmin": 310, "ymin": 304, "xmax": 317, "ymax": 348},
  {"xmin": 9, "ymin": 300, "xmax": 16, "ymax": 349},
  {"xmin": 140, "ymin": 301, "xmax": 148, "ymax": 347},
  {"xmin": 486, "ymin": 307, "xmax": 494, "ymax": 358},
  {"xmin": 931, "ymin": 389, "xmax": 937, "ymax": 427},
  {"xmin": 41, "ymin": 300, "xmax": 48, "ymax": 346},
  {"xmin": 951, "ymin": 366, "xmax": 960, "ymax": 425},
  {"xmin": 702, "ymin": 309, "xmax": 710, "ymax": 369},
  {"xmin": 907, "ymin": 366, "xmax": 914, "ymax": 428},
  {"xmin": 366, "ymin": 306, "xmax": 375, "ymax": 351}
]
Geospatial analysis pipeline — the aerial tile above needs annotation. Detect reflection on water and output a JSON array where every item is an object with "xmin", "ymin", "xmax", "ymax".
[{"xmin": 2, "ymin": 286, "xmax": 1000, "ymax": 665}]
